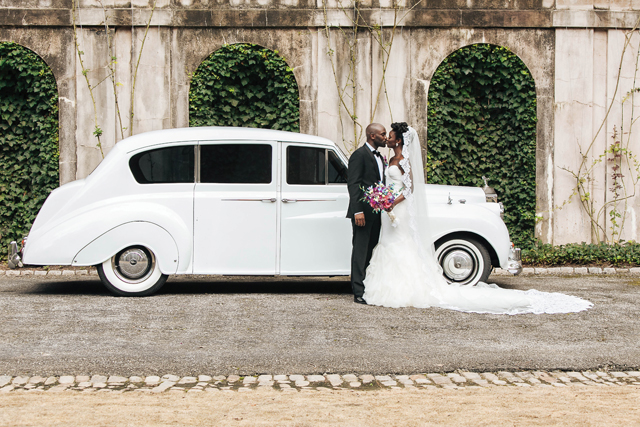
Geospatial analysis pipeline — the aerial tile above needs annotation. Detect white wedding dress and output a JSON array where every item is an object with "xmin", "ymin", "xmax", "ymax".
[{"xmin": 362, "ymin": 130, "xmax": 593, "ymax": 315}]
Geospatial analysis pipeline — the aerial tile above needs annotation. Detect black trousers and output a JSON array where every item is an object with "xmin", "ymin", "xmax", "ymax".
[{"xmin": 350, "ymin": 215, "xmax": 382, "ymax": 298}]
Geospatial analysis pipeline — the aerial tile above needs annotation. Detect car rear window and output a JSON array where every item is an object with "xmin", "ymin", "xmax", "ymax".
[
  {"xmin": 129, "ymin": 146, "xmax": 195, "ymax": 184},
  {"xmin": 200, "ymin": 144, "xmax": 272, "ymax": 184}
]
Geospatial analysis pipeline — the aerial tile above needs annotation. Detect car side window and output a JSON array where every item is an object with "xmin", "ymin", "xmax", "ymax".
[
  {"xmin": 287, "ymin": 147, "xmax": 348, "ymax": 185},
  {"xmin": 287, "ymin": 146, "xmax": 325, "ymax": 185},
  {"xmin": 129, "ymin": 145, "xmax": 195, "ymax": 184},
  {"xmin": 328, "ymin": 150, "xmax": 348, "ymax": 183},
  {"xmin": 200, "ymin": 144, "xmax": 272, "ymax": 184}
]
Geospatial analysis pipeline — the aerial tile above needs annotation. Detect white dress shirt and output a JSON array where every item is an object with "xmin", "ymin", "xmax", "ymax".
[{"xmin": 366, "ymin": 142, "xmax": 384, "ymax": 182}]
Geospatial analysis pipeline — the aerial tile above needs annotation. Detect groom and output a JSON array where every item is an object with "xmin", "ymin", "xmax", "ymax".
[{"xmin": 347, "ymin": 123, "xmax": 387, "ymax": 304}]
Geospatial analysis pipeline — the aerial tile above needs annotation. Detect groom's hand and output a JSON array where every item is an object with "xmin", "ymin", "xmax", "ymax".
[{"xmin": 354, "ymin": 213, "xmax": 365, "ymax": 227}]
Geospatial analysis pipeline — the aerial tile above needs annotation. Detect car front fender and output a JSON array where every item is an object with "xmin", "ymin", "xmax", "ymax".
[{"xmin": 428, "ymin": 203, "xmax": 512, "ymax": 267}]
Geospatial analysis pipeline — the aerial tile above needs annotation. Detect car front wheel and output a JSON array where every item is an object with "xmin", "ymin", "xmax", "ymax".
[
  {"xmin": 97, "ymin": 246, "xmax": 168, "ymax": 296},
  {"xmin": 435, "ymin": 238, "xmax": 491, "ymax": 286}
]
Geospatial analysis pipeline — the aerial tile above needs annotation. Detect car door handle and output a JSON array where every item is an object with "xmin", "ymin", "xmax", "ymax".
[
  {"xmin": 262, "ymin": 198, "xmax": 276, "ymax": 203},
  {"xmin": 282, "ymin": 198, "xmax": 297, "ymax": 203}
]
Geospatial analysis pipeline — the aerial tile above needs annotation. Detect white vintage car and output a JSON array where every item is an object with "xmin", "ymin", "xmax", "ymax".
[{"xmin": 14, "ymin": 127, "xmax": 521, "ymax": 296}]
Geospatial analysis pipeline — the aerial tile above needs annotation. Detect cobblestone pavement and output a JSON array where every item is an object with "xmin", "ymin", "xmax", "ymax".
[{"xmin": 1, "ymin": 371, "xmax": 640, "ymax": 393}]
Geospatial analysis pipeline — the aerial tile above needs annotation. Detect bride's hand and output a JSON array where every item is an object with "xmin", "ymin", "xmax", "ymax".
[{"xmin": 391, "ymin": 194, "xmax": 405, "ymax": 209}]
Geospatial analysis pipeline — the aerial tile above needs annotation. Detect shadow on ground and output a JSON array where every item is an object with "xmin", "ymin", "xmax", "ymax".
[{"xmin": 12, "ymin": 275, "xmax": 353, "ymax": 296}]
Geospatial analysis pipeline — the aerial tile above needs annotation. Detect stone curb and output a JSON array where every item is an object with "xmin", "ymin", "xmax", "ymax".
[
  {"xmin": 492, "ymin": 267, "xmax": 640, "ymax": 276},
  {"xmin": 1, "ymin": 267, "xmax": 639, "ymax": 277},
  {"xmin": 1, "ymin": 371, "xmax": 639, "ymax": 393}
]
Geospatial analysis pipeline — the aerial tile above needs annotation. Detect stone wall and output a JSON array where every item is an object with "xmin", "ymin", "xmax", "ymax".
[{"xmin": 1, "ymin": 1, "xmax": 640, "ymax": 244}]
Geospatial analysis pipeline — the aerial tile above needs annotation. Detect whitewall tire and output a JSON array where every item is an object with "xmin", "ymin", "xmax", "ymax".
[
  {"xmin": 97, "ymin": 246, "xmax": 168, "ymax": 296},
  {"xmin": 435, "ymin": 238, "xmax": 492, "ymax": 286}
]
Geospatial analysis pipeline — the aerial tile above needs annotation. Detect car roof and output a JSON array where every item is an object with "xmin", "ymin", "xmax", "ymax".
[
  {"xmin": 116, "ymin": 126, "xmax": 337, "ymax": 153},
  {"xmin": 86, "ymin": 127, "xmax": 345, "ymax": 183}
]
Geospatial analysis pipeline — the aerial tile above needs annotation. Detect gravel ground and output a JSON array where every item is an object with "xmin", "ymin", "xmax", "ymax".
[
  {"xmin": 0, "ymin": 274, "xmax": 638, "ymax": 376},
  {"xmin": 2, "ymin": 387, "xmax": 640, "ymax": 426}
]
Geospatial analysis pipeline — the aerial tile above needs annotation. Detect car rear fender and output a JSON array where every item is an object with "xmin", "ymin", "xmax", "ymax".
[
  {"xmin": 23, "ymin": 202, "xmax": 191, "ymax": 271},
  {"xmin": 72, "ymin": 221, "xmax": 178, "ymax": 274}
]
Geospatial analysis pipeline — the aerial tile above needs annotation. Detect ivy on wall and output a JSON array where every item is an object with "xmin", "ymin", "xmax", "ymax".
[
  {"xmin": 427, "ymin": 44, "xmax": 537, "ymax": 249},
  {"xmin": 189, "ymin": 44, "xmax": 300, "ymax": 132},
  {"xmin": 0, "ymin": 42, "xmax": 59, "ymax": 256}
]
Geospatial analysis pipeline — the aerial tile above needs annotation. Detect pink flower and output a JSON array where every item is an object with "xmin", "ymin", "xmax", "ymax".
[{"xmin": 360, "ymin": 183, "xmax": 395, "ymax": 213}]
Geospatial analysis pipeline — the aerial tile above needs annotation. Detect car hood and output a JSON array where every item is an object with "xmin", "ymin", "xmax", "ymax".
[{"xmin": 424, "ymin": 184, "xmax": 486, "ymax": 204}]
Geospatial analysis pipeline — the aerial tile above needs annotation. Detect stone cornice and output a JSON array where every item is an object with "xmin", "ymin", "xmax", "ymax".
[{"xmin": 0, "ymin": 8, "xmax": 639, "ymax": 29}]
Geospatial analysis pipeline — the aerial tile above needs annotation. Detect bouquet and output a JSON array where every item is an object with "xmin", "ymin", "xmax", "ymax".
[{"xmin": 361, "ymin": 183, "xmax": 398, "ymax": 226}]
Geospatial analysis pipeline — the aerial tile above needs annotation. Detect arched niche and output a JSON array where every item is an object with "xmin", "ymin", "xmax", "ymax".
[
  {"xmin": 171, "ymin": 28, "xmax": 313, "ymax": 134},
  {"xmin": 0, "ymin": 41, "xmax": 60, "ymax": 250},
  {"xmin": 426, "ymin": 43, "xmax": 537, "ymax": 248},
  {"xmin": 409, "ymin": 28, "xmax": 554, "ymax": 243},
  {"xmin": 188, "ymin": 42, "xmax": 300, "ymax": 132},
  {"xmin": 0, "ymin": 27, "xmax": 76, "ymax": 185}
]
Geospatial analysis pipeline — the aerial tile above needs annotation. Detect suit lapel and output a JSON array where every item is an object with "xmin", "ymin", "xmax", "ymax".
[
  {"xmin": 364, "ymin": 145, "xmax": 376, "ymax": 165},
  {"xmin": 363, "ymin": 145, "xmax": 380, "ymax": 181}
]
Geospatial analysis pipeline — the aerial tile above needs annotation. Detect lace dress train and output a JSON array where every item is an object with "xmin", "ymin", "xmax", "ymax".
[{"xmin": 363, "ymin": 166, "xmax": 593, "ymax": 315}]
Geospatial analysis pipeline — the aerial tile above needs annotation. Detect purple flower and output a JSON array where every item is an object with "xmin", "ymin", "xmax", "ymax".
[{"xmin": 360, "ymin": 183, "xmax": 395, "ymax": 213}]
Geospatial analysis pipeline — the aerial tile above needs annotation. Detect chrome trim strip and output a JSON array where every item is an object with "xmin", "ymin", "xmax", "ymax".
[
  {"xmin": 294, "ymin": 199, "xmax": 337, "ymax": 202},
  {"xmin": 194, "ymin": 144, "xmax": 201, "ymax": 183},
  {"xmin": 283, "ymin": 199, "xmax": 337, "ymax": 202},
  {"xmin": 222, "ymin": 198, "xmax": 276, "ymax": 202},
  {"xmin": 324, "ymin": 149, "xmax": 329, "ymax": 185}
]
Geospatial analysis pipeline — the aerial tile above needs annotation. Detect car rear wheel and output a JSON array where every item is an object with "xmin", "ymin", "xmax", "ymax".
[
  {"xmin": 435, "ymin": 238, "xmax": 491, "ymax": 286},
  {"xmin": 97, "ymin": 246, "xmax": 168, "ymax": 296}
]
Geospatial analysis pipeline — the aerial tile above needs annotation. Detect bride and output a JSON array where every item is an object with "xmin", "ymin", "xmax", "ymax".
[{"xmin": 362, "ymin": 122, "xmax": 593, "ymax": 314}]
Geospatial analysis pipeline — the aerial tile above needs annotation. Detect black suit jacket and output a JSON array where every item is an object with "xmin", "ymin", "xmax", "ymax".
[{"xmin": 346, "ymin": 144, "xmax": 384, "ymax": 220}]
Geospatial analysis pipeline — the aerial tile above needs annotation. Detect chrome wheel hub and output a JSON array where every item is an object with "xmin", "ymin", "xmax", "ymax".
[
  {"xmin": 440, "ymin": 249, "xmax": 474, "ymax": 281},
  {"xmin": 113, "ymin": 247, "xmax": 154, "ymax": 283}
]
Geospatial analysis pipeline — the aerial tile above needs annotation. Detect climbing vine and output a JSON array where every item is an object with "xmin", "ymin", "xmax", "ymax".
[
  {"xmin": 0, "ymin": 42, "xmax": 59, "ymax": 255},
  {"xmin": 321, "ymin": 0, "xmax": 424, "ymax": 153},
  {"xmin": 189, "ymin": 44, "xmax": 300, "ymax": 132},
  {"xmin": 72, "ymin": 0, "xmax": 157, "ymax": 156},
  {"xmin": 427, "ymin": 44, "xmax": 537, "ymax": 249}
]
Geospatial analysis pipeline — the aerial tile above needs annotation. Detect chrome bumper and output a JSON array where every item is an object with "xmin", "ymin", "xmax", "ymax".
[
  {"xmin": 506, "ymin": 246, "xmax": 522, "ymax": 275},
  {"xmin": 8, "ymin": 241, "xmax": 23, "ymax": 269}
]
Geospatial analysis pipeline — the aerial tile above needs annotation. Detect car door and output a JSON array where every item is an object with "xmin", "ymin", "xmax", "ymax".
[
  {"xmin": 279, "ymin": 143, "xmax": 351, "ymax": 275},
  {"xmin": 193, "ymin": 141, "xmax": 278, "ymax": 274}
]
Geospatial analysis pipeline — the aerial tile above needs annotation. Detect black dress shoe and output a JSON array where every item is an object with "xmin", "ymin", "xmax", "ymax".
[{"xmin": 354, "ymin": 296, "xmax": 368, "ymax": 305}]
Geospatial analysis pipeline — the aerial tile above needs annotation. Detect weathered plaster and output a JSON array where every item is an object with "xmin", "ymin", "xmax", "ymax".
[
  {"xmin": 553, "ymin": 28, "xmax": 640, "ymax": 244},
  {"xmin": 2, "ymin": 2, "xmax": 640, "ymax": 243}
]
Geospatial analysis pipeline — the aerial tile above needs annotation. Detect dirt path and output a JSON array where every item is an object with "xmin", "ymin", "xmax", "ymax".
[{"xmin": 1, "ymin": 387, "xmax": 639, "ymax": 426}]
